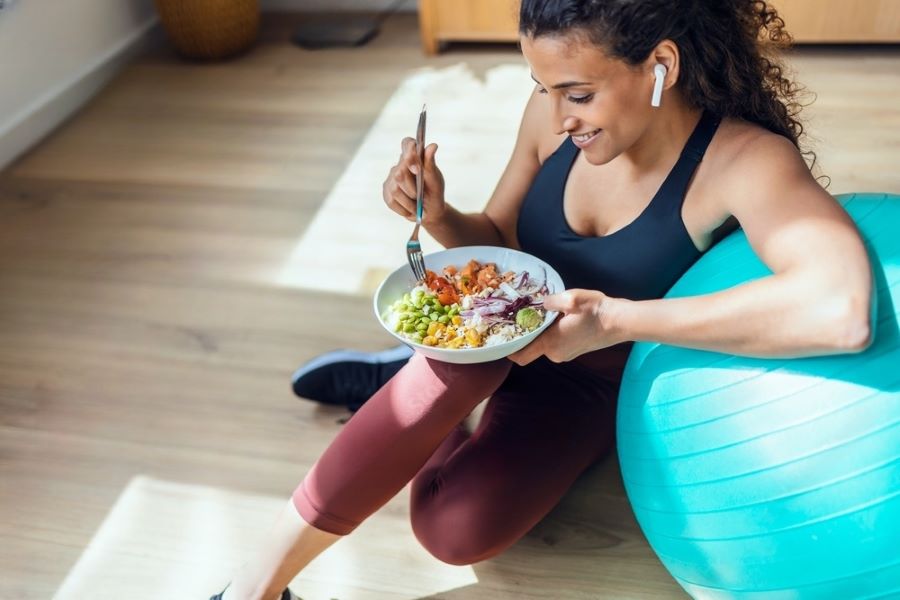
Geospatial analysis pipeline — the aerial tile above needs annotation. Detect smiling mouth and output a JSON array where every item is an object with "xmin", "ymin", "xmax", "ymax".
[{"xmin": 571, "ymin": 128, "xmax": 601, "ymax": 142}]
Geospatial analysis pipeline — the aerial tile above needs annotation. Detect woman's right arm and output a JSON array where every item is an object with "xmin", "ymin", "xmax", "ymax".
[{"xmin": 382, "ymin": 88, "xmax": 548, "ymax": 249}]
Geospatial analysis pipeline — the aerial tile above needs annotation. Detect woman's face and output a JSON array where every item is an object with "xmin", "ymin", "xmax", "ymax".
[{"xmin": 520, "ymin": 32, "xmax": 654, "ymax": 165}]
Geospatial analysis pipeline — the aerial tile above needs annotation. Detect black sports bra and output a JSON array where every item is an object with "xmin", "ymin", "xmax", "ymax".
[{"xmin": 516, "ymin": 111, "xmax": 721, "ymax": 300}]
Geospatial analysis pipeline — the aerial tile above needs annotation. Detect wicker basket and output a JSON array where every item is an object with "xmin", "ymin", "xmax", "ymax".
[{"xmin": 154, "ymin": 0, "xmax": 260, "ymax": 60}]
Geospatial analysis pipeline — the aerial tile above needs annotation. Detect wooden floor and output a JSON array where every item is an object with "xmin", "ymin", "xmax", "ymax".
[{"xmin": 1, "ymin": 12, "xmax": 898, "ymax": 600}]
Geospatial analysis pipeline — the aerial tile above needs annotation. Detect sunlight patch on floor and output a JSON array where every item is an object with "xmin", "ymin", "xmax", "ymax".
[
  {"xmin": 54, "ymin": 476, "xmax": 478, "ymax": 600},
  {"xmin": 277, "ymin": 63, "xmax": 533, "ymax": 296}
]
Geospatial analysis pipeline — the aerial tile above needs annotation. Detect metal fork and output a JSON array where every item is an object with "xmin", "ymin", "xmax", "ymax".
[{"xmin": 406, "ymin": 104, "xmax": 427, "ymax": 282}]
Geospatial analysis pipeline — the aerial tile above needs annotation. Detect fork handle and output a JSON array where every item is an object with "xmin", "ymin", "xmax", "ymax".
[
  {"xmin": 415, "ymin": 144, "xmax": 424, "ymax": 225},
  {"xmin": 415, "ymin": 107, "xmax": 426, "ymax": 226}
]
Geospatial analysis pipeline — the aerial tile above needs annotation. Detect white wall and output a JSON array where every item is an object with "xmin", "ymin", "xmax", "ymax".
[{"xmin": 0, "ymin": 0, "xmax": 157, "ymax": 170}]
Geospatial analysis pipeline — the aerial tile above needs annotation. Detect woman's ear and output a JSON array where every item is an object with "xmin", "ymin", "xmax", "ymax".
[
  {"xmin": 645, "ymin": 39, "xmax": 679, "ymax": 108},
  {"xmin": 648, "ymin": 39, "xmax": 680, "ymax": 90}
]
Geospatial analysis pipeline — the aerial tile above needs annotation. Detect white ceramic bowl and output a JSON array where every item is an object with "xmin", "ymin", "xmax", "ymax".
[{"xmin": 374, "ymin": 246, "xmax": 565, "ymax": 364}]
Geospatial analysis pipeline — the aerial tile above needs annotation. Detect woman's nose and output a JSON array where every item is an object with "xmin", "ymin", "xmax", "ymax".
[{"xmin": 554, "ymin": 110, "xmax": 579, "ymax": 136}]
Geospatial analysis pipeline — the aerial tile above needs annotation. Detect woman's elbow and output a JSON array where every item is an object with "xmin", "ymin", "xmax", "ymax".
[
  {"xmin": 832, "ymin": 291, "xmax": 875, "ymax": 353},
  {"xmin": 836, "ymin": 315, "xmax": 872, "ymax": 353}
]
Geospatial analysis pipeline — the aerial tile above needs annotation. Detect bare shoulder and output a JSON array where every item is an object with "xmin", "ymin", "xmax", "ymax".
[
  {"xmin": 517, "ymin": 86, "xmax": 568, "ymax": 164},
  {"xmin": 480, "ymin": 86, "xmax": 564, "ymax": 247},
  {"xmin": 685, "ymin": 117, "xmax": 845, "ymax": 251},
  {"xmin": 697, "ymin": 117, "xmax": 837, "ymax": 219},
  {"xmin": 702, "ymin": 118, "xmax": 861, "ymax": 265},
  {"xmin": 708, "ymin": 118, "xmax": 814, "ymax": 195}
]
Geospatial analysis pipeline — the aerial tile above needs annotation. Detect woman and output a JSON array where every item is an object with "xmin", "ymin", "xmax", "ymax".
[{"xmin": 213, "ymin": 1, "xmax": 873, "ymax": 598}]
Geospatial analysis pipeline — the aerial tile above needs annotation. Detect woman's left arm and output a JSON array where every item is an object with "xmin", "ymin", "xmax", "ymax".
[{"xmin": 510, "ymin": 135, "xmax": 874, "ymax": 365}]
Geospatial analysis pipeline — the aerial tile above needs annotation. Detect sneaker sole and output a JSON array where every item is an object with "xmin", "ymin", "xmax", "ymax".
[{"xmin": 290, "ymin": 345, "xmax": 413, "ymax": 387}]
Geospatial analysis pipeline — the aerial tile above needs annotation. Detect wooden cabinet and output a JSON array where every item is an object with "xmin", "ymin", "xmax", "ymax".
[
  {"xmin": 418, "ymin": 0, "xmax": 519, "ymax": 55},
  {"xmin": 771, "ymin": 0, "xmax": 900, "ymax": 43},
  {"xmin": 417, "ymin": 0, "xmax": 900, "ymax": 54}
]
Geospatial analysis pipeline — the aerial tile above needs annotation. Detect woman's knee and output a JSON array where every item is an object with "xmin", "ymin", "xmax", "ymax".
[
  {"xmin": 414, "ymin": 528, "xmax": 503, "ymax": 566},
  {"xmin": 410, "ymin": 504, "xmax": 509, "ymax": 566}
]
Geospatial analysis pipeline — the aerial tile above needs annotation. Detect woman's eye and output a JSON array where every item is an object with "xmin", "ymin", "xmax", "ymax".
[{"xmin": 536, "ymin": 87, "xmax": 592, "ymax": 103}]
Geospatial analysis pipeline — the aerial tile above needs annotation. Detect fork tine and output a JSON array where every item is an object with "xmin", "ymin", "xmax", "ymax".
[
  {"xmin": 410, "ymin": 251, "xmax": 421, "ymax": 280},
  {"xmin": 416, "ymin": 251, "xmax": 426, "ymax": 280},
  {"xmin": 409, "ymin": 251, "xmax": 425, "ymax": 281},
  {"xmin": 407, "ymin": 245, "xmax": 424, "ymax": 281}
]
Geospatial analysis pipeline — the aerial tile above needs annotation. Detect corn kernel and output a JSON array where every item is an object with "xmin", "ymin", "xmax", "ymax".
[
  {"xmin": 465, "ymin": 329, "xmax": 482, "ymax": 347},
  {"xmin": 423, "ymin": 335, "xmax": 438, "ymax": 346},
  {"xmin": 451, "ymin": 315, "xmax": 463, "ymax": 326},
  {"xmin": 426, "ymin": 321, "xmax": 440, "ymax": 336}
]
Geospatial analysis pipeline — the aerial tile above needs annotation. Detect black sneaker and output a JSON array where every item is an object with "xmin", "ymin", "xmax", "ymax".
[
  {"xmin": 209, "ymin": 583, "xmax": 300, "ymax": 599},
  {"xmin": 291, "ymin": 345, "xmax": 414, "ymax": 412}
]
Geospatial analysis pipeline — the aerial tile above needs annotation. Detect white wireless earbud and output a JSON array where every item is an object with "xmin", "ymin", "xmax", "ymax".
[{"xmin": 651, "ymin": 63, "xmax": 667, "ymax": 108}]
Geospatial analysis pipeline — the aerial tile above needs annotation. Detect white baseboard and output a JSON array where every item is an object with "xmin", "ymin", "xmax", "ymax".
[
  {"xmin": 0, "ymin": 17, "xmax": 160, "ymax": 172},
  {"xmin": 261, "ymin": 0, "xmax": 416, "ymax": 12}
]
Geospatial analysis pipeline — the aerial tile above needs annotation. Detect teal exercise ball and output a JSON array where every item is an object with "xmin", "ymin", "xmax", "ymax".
[{"xmin": 617, "ymin": 193, "xmax": 900, "ymax": 599}]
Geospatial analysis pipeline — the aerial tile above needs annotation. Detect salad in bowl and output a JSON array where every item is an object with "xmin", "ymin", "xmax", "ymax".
[{"xmin": 374, "ymin": 246, "xmax": 565, "ymax": 364}]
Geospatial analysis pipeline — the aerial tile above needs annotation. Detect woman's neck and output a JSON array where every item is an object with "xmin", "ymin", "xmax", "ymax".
[{"xmin": 619, "ymin": 97, "xmax": 704, "ymax": 176}]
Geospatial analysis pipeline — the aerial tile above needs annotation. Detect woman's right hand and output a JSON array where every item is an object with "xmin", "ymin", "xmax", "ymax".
[{"xmin": 382, "ymin": 137, "xmax": 445, "ymax": 225}]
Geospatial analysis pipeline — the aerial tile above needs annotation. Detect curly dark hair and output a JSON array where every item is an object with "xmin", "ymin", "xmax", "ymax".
[{"xmin": 520, "ymin": 0, "xmax": 816, "ymax": 169}]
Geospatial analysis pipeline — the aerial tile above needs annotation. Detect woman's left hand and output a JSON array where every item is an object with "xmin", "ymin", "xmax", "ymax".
[{"xmin": 508, "ymin": 289, "xmax": 623, "ymax": 366}]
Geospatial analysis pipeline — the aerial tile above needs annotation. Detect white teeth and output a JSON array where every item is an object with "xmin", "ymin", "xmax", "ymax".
[{"xmin": 573, "ymin": 129, "xmax": 600, "ymax": 142}]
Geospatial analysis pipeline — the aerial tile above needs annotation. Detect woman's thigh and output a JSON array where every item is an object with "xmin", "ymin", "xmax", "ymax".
[
  {"xmin": 409, "ymin": 358, "xmax": 619, "ymax": 565},
  {"xmin": 294, "ymin": 352, "xmax": 511, "ymax": 535}
]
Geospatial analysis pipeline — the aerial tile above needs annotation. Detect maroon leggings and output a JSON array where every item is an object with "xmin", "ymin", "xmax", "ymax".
[{"xmin": 292, "ymin": 349, "xmax": 627, "ymax": 565}]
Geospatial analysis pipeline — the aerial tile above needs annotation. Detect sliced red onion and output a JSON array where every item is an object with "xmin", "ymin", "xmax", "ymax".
[
  {"xmin": 478, "ymin": 304, "xmax": 510, "ymax": 316},
  {"xmin": 515, "ymin": 268, "xmax": 548, "ymax": 296},
  {"xmin": 512, "ymin": 271, "xmax": 528, "ymax": 289}
]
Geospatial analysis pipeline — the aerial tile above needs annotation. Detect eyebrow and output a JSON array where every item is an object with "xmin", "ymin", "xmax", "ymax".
[{"xmin": 530, "ymin": 73, "xmax": 591, "ymax": 89}]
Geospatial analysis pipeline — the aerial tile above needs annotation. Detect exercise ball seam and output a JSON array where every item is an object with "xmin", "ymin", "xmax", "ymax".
[
  {"xmin": 619, "ymin": 383, "xmax": 900, "ymax": 461},
  {"xmin": 636, "ymin": 486, "xmax": 900, "ymax": 542},
  {"xmin": 627, "ymin": 455, "xmax": 900, "ymax": 515},
  {"xmin": 663, "ymin": 552, "xmax": 900, "ymax": 595}
]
